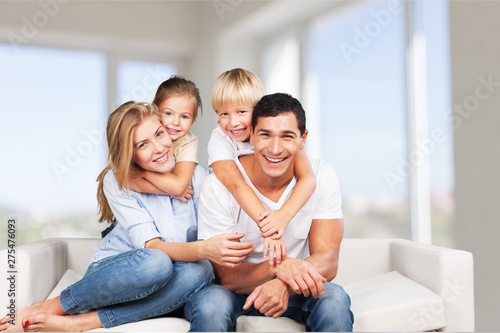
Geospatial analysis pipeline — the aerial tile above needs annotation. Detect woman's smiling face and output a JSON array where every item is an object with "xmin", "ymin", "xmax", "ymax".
[{"xmin": 132, "ymin": 115, "xmax": 173, "ymax": 173}]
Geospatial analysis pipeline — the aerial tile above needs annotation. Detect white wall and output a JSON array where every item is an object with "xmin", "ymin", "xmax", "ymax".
[
  {"xmin": 450, "ymin": 1, "xmax": 500, "ymax": 331},
  {"xmin": 0, "ymin": 1, "xmax": 200, "ymax": 55}
]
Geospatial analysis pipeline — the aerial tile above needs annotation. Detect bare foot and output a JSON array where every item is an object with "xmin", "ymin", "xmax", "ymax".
[
  {"xmin": 22, "ymin": 312, "xmax": 102, "ymax": 332},
  {"xmin": 0, "ymin": 302, "xmax": 45, "ymax": 332}
]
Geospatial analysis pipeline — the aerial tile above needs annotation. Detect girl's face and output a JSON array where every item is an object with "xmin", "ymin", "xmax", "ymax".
[
  {"xmin": 217, "ymin": 105, "xmax": 253, "ymax": 142},
  {"xmin": 133, "ymin": 116, "xmax": 173, "ymax": 173},
  {"xmin": 158, "ymin": 95, "xmax": 196, "ymax": 142}
]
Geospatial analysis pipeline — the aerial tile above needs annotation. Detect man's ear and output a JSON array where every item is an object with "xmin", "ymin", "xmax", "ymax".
[{"xmin": 299, "ymin": 129, "xmax": 308, "ymax": 150}]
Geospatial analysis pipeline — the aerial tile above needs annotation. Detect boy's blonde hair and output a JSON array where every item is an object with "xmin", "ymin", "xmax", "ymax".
[{"xmin": 211, "ymin": 68, "xmax": 265, "ymax": 113}]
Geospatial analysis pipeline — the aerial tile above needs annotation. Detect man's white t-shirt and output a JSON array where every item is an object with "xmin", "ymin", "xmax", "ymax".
[
  {"xmin": 198, "ymin": 156, "xmax": 343, "ymax": 263},
  {"xmin": 207, "ymin": 127, "xmax": 254, "ymax": 166}
]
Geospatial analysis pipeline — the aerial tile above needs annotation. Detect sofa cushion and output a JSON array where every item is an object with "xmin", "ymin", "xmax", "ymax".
[
  {"xmin": 47, "ymin": 269, "xmax": 82, "ymax": 299},
  {"xmin": 88, "ymin": 317, "xmax": 190, "ymax": 332},
  {"xmin": 344, "ymin": 271, "xmax": 447, "ymax": 332},
  {"xmin": 47, "ymin": 270, "xmax": 447, "ymax": 332},
  {"xmin": 236, "ymin": 316, "xmax": 304, "ymax": 332}
]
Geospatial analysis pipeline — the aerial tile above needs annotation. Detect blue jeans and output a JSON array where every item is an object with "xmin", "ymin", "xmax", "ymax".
[
  {"xmin": 59, "ymin": 248, "xmax": 213, "ymax": 328},
  {"xmin": 185, "ymin": 282, "xmax": 354, "ymax": 332}
]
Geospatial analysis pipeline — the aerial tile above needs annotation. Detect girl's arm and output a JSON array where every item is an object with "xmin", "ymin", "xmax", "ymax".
[
  {"xmin": 142, "ymin": 161, "xmax": 196, "ymax": 196},
  {"xmin": 259, "ymin": 151, "xmax": 316, "ymax": 237},
  {"xmin": 127, "ymin": 162, "xmax": 196, "ymax": 202},
  {"xmin": 131, "ymin": 135, "xmax": 198, "ymax": 197}
]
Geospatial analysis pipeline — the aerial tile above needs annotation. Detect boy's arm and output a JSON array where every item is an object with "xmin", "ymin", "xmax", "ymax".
[
  {"xmin": 259, "ymin": 151, "xmax": 316, "ymax": 237},
  {"xmin": 142, "ymin": 161, "xmax": 196, "ymax": 196},
  {"xmin": 282, "ymin": 150, "xmax": 316, "ymax": 218},
  {"xmin": 212, "ymin": 159, "xmax": 266, "ymax": 225}
]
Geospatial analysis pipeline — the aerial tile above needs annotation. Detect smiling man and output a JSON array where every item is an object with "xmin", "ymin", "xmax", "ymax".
[{"xmin": 185, "ymin": 93, "xmax": 354, "ymax": 332}]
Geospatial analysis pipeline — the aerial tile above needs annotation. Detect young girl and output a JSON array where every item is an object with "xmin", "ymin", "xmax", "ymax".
[
  {"xmin": 129, "ymin": 76, "xmax": 202, "ymax": 199},
  {"xmin": 208, "ymin": 68, "xmax": 316, "ymax": 265},
  {"xmin": 0, "ymin": 102, "xmax": 253, "ymax": 332}
]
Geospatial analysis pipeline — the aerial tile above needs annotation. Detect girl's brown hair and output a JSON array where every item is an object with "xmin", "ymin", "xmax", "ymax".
[{"xmin": 153, "ymin": 75, "xmax": 203, "ymax": 122}]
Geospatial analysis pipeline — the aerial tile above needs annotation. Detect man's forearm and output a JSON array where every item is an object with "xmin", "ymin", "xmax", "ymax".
[
  {"xmin": 304, "ymin": 251, "xmax": 339, "ymax": 282},
  {"xmin": 214, "ymin": 261, "xmax": 276, "ymax": 294}
]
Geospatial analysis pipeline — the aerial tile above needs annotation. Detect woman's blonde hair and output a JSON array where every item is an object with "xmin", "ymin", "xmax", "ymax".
[
  {"xmin": 96, "ymin": 101, "xmax": 161, "ymax": 223},
  {"xmin": 211, "ymin": 68, "xmax": 265, "ymax": 113}
]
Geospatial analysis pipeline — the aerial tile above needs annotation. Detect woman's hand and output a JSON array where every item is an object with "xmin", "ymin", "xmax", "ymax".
[{"xmin": 203, "ymin": 234, "xmax": 255, "ymax": 267}]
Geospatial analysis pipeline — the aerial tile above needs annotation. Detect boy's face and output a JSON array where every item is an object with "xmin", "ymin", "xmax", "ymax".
[
  {"xmin": 158, "ymin": 95, "xmax": 196, "ymax": 142},
  {"xmin": 217, "ymin": 105, "xmax": 253, "ymax": 142}
]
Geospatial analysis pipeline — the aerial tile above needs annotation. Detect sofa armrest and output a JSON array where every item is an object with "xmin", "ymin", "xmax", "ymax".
[
  {"xmin": 389, "ymin": 239, "xmax": 475, "ymax": 332},
  {"xmin": 1, "ymin": 238, "xmax": 69, "ymax": 309}
]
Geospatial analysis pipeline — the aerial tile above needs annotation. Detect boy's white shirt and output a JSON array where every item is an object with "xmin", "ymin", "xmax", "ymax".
[{"xmin": 207, "ymin": 127, "xmax": 254, "ymax": 166}]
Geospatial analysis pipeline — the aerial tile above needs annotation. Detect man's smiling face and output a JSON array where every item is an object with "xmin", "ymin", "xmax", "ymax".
[{"xmin": 250, "ymin": 112, "xmax": 307, "ymax": 180}]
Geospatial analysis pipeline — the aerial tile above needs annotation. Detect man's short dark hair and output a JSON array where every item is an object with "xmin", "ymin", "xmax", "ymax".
[{"xmin": 252, "ymin": 93, "xmax": 306, "ymax": 135}]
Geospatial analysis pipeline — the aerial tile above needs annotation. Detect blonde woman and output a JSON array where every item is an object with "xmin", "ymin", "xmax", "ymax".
[{"xmin": 0, "ymin": 102, "xmax": 254, "ymax": 332}]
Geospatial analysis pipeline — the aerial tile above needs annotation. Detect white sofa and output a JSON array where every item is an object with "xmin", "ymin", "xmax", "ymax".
[{"xmin": 0, "ymin": 238, "xmax": 474, "ymax": 332}]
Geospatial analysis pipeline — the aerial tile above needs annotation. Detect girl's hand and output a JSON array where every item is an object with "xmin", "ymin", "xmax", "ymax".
[{"xmin": 171, "ymin": 185, "xmax": 193, "ymax": 202}]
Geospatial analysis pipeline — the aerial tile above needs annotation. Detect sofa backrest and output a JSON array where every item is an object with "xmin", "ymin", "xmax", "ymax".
[{"xmin": 335, "ymin": 238, "xmax": 392, "ymax": 286}]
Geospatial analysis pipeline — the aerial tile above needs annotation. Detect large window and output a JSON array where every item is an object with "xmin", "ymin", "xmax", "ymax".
[
  {"xmin": 116, "ymin": 60, "xmax": 178, "ymax": 106},
  {"xmin": 260, "ymin": 0, "xmax": 453, "ymax": 245},
  {"xmin": 0, "ymin": 44, "xmax": 177, "ymax": 248},
  {"xmin": 0, "ymin": 44, "xmax": 107, "ymax": 246}
]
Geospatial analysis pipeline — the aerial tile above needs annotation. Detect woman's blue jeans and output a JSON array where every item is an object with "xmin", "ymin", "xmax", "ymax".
[
  {"xmin": 185, "ymin": 282, "xmax": 354, "ymax": 332},
  {"xmin": 59, "ymin": 248, "xmax": 213, "ymax": 328}
]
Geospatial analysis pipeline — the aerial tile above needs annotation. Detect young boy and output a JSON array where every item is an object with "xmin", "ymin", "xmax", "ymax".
[{"xmin": 208, "ymin": 68, "xmax": 316, "ymax": 264}]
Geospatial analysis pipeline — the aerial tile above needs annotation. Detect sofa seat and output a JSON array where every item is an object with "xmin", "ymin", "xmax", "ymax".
[{"xmin": 0, "ymin": 238, "xmax": 474, "ymax": 331}]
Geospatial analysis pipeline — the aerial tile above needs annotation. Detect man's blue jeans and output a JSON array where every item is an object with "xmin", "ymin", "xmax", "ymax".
[
  {"xmin": 185, "ymin": 282, "xmax": 354, "ymax": 332},
  {"xmin": 59, "ymin": 248, "xmax": 213, "ymax": 328}
]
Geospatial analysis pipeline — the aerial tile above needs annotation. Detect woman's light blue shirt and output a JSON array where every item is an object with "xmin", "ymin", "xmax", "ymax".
[{"xmin": 91, "ymin": 165, "xmax": 207, "ymax": 263}]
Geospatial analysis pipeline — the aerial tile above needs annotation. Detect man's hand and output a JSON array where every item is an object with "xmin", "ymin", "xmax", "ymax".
[
  {"xmin": 243, "ymin": 279, "xmax": 290, "ymax": 318},
  {"xmin": 275, "ymin": 257, "xmax": 326, "ymax": 298},
  {"xmin": 204, "ymin": 233, "xmax": 255, "ymax": 267}
]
